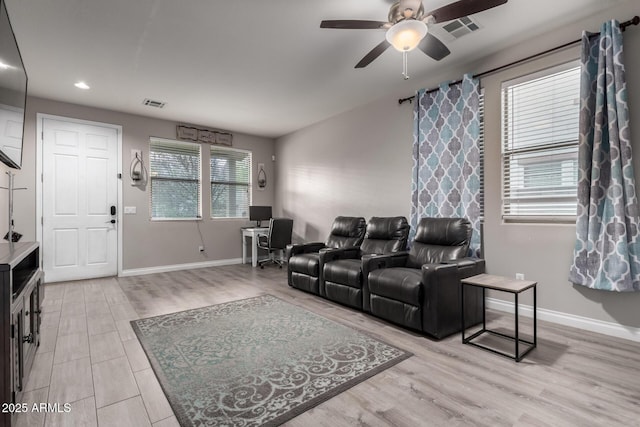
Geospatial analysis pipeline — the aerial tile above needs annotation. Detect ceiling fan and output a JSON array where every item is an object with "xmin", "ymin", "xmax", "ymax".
[{"xmin": 321, "ymin": 0, "xmax": 508, "ymax": 78}]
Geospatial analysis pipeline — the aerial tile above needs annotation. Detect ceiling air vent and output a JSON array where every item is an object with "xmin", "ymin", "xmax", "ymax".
[
  {"xmin": 442, "ymin": 16, "xmax": 480, "ymax": 39},
  {"xmin": 142, "ymin": 98, "xmax": 166, "ymax": 108}
]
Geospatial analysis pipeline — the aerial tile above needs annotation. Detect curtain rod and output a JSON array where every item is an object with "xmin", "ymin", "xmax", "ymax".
[{"xmin": 398, "ymin": 15, "xmax": 640, "ymax": 105}]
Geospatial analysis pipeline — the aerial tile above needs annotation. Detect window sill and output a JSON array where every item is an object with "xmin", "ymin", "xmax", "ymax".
[
  {"xmin": 210, "ymin": 217, "xmax": 249, "ymax": 221},
  {"xmin": 150, "ymin": 217, "xmax": 202, "ymax": 222},
  {"xmin": 502, "ymin": 215, "xmax": 576, "ymax": 224}
]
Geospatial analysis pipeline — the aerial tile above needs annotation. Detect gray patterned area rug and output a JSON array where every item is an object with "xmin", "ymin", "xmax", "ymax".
[{"xmin": 131, "ymin": 295, "xmax": 411, "ymax": 426}]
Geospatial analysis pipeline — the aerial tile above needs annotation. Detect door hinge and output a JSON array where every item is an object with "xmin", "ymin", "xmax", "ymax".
[
  {"xmin": 41, "ymin": 173, "xmax": 43, "ymax": 183},
  {"xmin": 41, "ymin": 217, "xmax": 43, "ymax": 225},
  {"xmin": 10, "ymin": 324, "xmax": 14, "ymax": 339}
]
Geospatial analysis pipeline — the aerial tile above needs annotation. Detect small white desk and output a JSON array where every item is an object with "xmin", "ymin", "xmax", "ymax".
[{"xmin": 241, "ymin": 227, "xmax": 269, "ymax": 267}]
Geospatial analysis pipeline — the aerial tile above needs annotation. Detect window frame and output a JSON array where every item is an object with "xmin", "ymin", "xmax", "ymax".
[
  {"xmin": 500, "ymin": 61, "xmax": 581, "ymax": 223},
  {"xmin": 209, "ymin": 145, "xmax": 252, "ymax": 220},
  {"xmin": 149, "ymin": 137, "xmax": 202, "ymax": 221}
]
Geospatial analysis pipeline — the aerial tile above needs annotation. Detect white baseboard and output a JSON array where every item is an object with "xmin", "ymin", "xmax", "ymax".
[
  {"xmin": 486, "ymin": 297, "xmax": 640, "ymax": 343},
  {"xmin": 120, "ymin": 258, "xmax": 243, "ymax": 277}
]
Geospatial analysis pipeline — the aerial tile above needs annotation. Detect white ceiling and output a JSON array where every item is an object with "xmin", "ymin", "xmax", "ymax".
[{"xmin": 4, "ymin": 0, "xmax": 629, "ymax": 138}]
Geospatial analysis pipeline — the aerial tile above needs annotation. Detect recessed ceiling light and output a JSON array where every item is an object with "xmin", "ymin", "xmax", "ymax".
[{"xmin": 74, "ymin": 81, "xmax": 90, "ymax": 90}]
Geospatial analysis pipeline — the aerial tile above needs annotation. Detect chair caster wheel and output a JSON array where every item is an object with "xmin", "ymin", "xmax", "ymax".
[
  {"xmin": 260, "ymin": 265, "xmax": 264, "ymax": 269},
  {"xmin": 279, "ymin": 265, "xmax": 282, "ymax": 269}
]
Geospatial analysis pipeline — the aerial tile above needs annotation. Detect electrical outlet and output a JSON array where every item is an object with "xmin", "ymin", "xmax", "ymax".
[
  {"xmin": 124, "ymin": 206, "xmax": 137, "ymax": 214},
  {"xmin": 198, "ymin": 245, "xmax": 205, "ymax": 252},
  {"xmin": 515, "ymin": 273, "xmax": 525, "ymax": 280}
]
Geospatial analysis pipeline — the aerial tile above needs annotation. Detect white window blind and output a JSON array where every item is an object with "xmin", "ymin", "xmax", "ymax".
[
  {"xmin": 149, "ymin": 138, "xmax": 201, "ymax": 219},
  {"xmin": 501, "ymin": 64, "xmax": 580, "ymax": 220},
  {"xmin": 210, "ymin": 146, "xmax": 251, "ymax": 218}
]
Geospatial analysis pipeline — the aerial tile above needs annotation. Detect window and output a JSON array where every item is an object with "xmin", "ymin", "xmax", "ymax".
[
  {"xmin": 149, "ymin": 138, "xmax": 201, "ymax": 219},
  {"xmin": 210, "ymin": 146, "xmax": 251, "ymax": 218},
  {"xmin": 501, "ymin": 63, "xmax": 580, "ymax": 220}
]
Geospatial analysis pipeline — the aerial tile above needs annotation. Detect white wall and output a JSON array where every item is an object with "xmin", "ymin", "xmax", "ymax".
[{"xmin": 274, "ymin": 2, "xmax": 640, "ymax": 328}]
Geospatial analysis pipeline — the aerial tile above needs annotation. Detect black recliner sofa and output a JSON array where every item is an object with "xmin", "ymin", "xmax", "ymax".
[
  {"xmin": 364, "ymin": 217, "xmax": 484, "ymax": 339},
  {"xmin": 320, "ymin": 216, "xmax": 409, "ymax": 310},
  {"xmin": 286, "ymin": 216, "xmax": 366, "ymax": 296}
]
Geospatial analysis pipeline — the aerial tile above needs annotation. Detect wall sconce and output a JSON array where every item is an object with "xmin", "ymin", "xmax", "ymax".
[
  {"xmin": 257, "ymin": 163, "xmax": 267, "ymax": 190},
  {"xmin": 130, "ymin": 149, "xmax": 147, "ymax": 187}
]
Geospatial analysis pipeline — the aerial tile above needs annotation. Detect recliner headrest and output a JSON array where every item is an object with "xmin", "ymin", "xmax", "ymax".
[
  {"xmin": 360, "ymin": 216, "xmax": 410, "ymax": 255},
  {"xmin": 365, "ymin": 216, "xmax": 410, "ymax": 241},
  {"xmin": 414, "ymin": 217, "xmax": 471, "ymax": 247},
  {"xmin": 330, "ymin": 216, "xmax": 366, "ymax": 237}
]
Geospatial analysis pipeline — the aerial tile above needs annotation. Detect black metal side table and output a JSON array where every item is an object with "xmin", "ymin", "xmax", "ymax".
[{"xmin": 461, "ymin": 274, "xmax": 537, "ymax": 362}]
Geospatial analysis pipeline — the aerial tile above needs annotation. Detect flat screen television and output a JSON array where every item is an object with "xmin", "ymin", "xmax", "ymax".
[
  {"xmin": 0, "ymin": 0, "xmax": 27, "ymax": 170},
  {"xmin": 249, "ymin": 205, "xmax": 272, "ymax": 227}
]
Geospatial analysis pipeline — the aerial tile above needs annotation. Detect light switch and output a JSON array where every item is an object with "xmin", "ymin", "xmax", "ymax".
[{"xmin": 124, "ymin": 206, "xmax": 137, "ymax": 214}]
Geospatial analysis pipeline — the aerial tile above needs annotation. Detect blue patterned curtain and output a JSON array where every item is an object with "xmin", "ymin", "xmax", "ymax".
[
  {"xmin": 569, "ymin": 21, "xmax": 640, "ymax": 292},
  {"xmin": 410, "ymin": 74, "xmax": 482, "ymax": 256}
]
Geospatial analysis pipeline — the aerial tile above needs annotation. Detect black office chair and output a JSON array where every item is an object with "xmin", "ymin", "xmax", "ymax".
[{"xmin": 257, "ymin": 218, "xmax": 294, "ymax": 269}]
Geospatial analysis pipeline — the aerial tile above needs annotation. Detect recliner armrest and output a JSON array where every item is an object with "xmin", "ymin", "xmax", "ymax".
[
  {"xmin": 361, "ymin": 253, "xmax": 382, "ymax": 272},
  {"xmin": 362, "ymin": 252, "xmax": 409, "ymax": 272},
  {"xmin": 440, "ymin": 257, "xmax": 486, "ymax": 278},
  {"xmin": 418, "ymin": 258, "xmax": 487, "ymax": 339},
  {"xmin": 420, "ymin": 263, "xmax": 463, "ymax": 339},
  {"xmin": 286, "ymin": 242, "xmax": 326, "ymax": 260},
  {"xmin": 319, "ymin": 246, "xmax": 362, "ymax": 264}
]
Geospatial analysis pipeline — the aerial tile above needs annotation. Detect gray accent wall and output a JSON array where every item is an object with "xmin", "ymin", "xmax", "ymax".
[
  {"xmin": 275, "ymin": 3, "xmax": 640, "ymax": 328},
  {"xmin": 2, "ymin": 96, "xmax": 275, "ymax": 271},
  {"xmin": 275, "ymin": 95, "xmax": 414, "ymax": 243}
]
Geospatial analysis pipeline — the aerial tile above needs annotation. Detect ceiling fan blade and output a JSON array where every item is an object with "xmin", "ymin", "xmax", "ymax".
[
  {"xmin": 418, "ymin": 33, "xmax": 451, "ymax": 61},
  {"xmin": 426, "ymin": 0, "xmax": 508, "ymax": 24},
  {"xmin": 355, "ymin": 40, "xmax": 391, "ymax": 68},
  {"xmin": 320, "ymin": 20, "xmax": 388, "ymax": 29}
]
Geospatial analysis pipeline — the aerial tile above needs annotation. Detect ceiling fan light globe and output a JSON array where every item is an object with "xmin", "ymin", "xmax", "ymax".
[{"xmin": 385, "ymin": 20, "xmax": 428, "ymax": 52}]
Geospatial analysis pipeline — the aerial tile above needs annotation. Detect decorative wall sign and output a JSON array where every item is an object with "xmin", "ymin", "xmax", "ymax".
[
  {"xmin": 198, "ymin": 130, "xmax": 216, "ymax": 144},
  {"xmin": 215, "ymin": 132, "xmax": 233, "ymax": 146},
  {"xmin": 176, "ymin": 124, "xmax": 233, "ymax": 146},
  {"xmin": 176, "ymin": 125, "xmax": 198, "ymax": 141}
]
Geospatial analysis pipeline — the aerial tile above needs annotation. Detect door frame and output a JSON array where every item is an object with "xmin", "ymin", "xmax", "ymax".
[{"xmin": 36, "ymin": 113, "xmax": 123, "ymax": 279}]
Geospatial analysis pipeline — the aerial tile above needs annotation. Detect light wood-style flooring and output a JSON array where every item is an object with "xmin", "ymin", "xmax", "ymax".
[{"xmin": 15, "ymin": 264, "xmax": 640, "ymax": 427}]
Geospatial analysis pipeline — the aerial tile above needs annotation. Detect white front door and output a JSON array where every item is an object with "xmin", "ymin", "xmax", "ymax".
[{"xmin": 42, "ymin": 117, "xmax": 119, "ymax": 282}]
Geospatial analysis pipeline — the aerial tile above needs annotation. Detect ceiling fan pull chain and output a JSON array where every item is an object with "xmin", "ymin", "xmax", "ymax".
[{"xmin": 403, "ymin": 50, "xmax": 410, "ymax": 80}]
